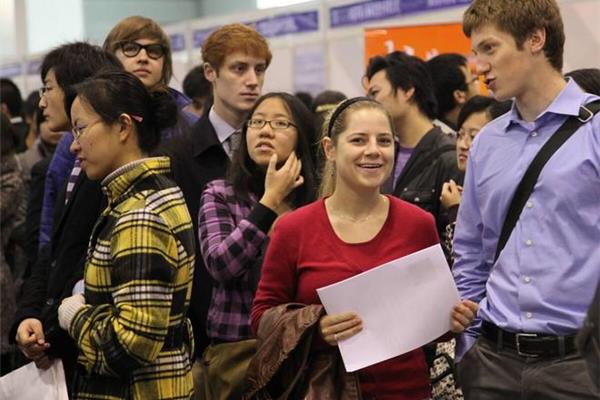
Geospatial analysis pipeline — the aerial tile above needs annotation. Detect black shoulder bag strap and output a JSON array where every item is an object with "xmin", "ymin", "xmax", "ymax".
[{"xmin": 494, "ymin": 99, "xmax": 600, "ymax": 262}]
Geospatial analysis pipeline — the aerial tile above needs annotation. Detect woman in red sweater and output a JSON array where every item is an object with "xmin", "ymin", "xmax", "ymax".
[{"xmin": 251, "ymin": 97, "xmax": 477, "ymax": 399}]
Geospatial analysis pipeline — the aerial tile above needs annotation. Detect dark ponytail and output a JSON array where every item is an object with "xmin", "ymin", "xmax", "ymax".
[
  {"xmin": 149, "ymin": 89, "xmax": 178, "ymax": 135},
  {"xmin": 66, "ymin": 69, "xmax": 177, "ymax": 154}
]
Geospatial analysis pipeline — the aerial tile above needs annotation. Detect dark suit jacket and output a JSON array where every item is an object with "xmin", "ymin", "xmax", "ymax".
[
  {"xmin": 23, "ymin": 157, "xmax": 51, "ymax": 280},
  {"xmin": 159, "ymin": 114, "xmax": 229, "ymax": 357},
  {"xmin": 11, "ymin": 172, "xmax": 105, "ymax": 388}
]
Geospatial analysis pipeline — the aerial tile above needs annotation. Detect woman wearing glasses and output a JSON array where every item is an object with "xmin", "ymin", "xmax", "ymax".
[
  {"xmin": 440, "ymin": 96, "xmax": 511, "ymax": 262},
  {"xmin": 103, "ymin": 15, "xmax": 198, "ymax": 140},
  {"xmin": 195, "ymin": 93, "xmax": 317, "ymax": 399},
  {"xmin": 56, "ymin": 70, "xmax": 195, "ymax": 399}
]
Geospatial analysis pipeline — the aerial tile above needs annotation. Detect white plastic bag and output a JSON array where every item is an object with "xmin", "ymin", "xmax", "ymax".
[{"xmin": 0, "ymin": 359, "xmax": 69, "ymax": 400}]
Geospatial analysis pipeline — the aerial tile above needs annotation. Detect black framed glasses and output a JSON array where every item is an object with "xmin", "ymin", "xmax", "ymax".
[
  {"xmin": 247, "ymin": 118, "xmax": 297, "ymax": 130},
  {"xmin": 120, "ymin": 42, "xmax": 165, "ymax": 60}
]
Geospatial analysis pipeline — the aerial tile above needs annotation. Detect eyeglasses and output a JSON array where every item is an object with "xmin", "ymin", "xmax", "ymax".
[
  {"xmin": 72, "ymin": 119, "xmax": 102, "ymax": 142},
  {"xmin": 38, "ymin": 85, "xmax": 50, "ymax": 97},
  {"xmin": 119, "ymin": 42, "xmax": 165, "ymax": 60},
  {"xmin": 247, "ymin": 118, "xmax": 297, "ymax": 130}
]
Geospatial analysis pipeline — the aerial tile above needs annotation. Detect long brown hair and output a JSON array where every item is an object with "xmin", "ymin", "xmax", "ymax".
[{"xmin": 103, "ymin": 16, "xmax": 173, "ymax": 87}]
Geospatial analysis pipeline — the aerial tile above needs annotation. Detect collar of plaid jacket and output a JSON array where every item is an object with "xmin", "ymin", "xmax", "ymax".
[{"xmin": 101, "ymin": 156, "xmax": 171, "ymax": 204}]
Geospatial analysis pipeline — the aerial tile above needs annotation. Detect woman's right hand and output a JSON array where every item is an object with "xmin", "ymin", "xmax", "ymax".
[
  {"xmin": 319, "ymin": 311, "xmax": 363, "ymax": 346},
  {"xmin": 440, "ymin": 179, "xmax": 463, "ymax": 209},
  {"xmin": 260, "ymin": 152, "xmax": 303, "ymax": 214}
]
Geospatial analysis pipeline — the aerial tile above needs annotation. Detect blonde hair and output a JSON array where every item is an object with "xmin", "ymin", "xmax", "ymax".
[{"xmin": 318, "ymin": 99, "xmax": 395, "ymax": 198}]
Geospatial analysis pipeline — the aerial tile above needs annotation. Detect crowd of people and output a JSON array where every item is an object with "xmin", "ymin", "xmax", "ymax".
[{"xmin": 1, "ymin": 0, "xmax": 599, "ymax": 399}]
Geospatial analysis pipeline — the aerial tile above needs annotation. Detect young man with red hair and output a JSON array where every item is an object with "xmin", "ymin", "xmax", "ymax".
[{"xmin": 162, "ymin": 23, "xmax": 272, "ymax": 400}]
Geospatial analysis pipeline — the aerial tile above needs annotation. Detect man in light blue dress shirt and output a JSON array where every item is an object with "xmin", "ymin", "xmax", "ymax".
[{"xmin": 453, "ymin": 1, "xmax": 600, "ymax": 399}]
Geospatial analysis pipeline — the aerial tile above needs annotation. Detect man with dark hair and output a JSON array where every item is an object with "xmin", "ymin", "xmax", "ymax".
[
  {"xmin": 1, "ymin": 78, "xmax": 28, "ymax": 152},
  {"xmin": 365, "ymin": 51, "xmax": 461, "ymax": 238},
  {"xmin": 182, "ymin": 65, "xmax": 212, "ymax": 117},
  {"xmin": 454, "ymin": 0, "xmax": 600, "ymax": 398},
  {"xmin": 427, "ymin": 53, "xmax": 479, "ymax": 136},
  {"xmin": 11, "ymin": 42, "xmax": 122, "ymax": 393}
]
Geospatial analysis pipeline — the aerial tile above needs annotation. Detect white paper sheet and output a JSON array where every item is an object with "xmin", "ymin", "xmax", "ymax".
[
  {"xmin": 317, "ymin": 244, "xmax": 460, "ymax": 372},
  {"xmin": 0, "ymin": 359, "xmax": 69, "ymax": 400}
]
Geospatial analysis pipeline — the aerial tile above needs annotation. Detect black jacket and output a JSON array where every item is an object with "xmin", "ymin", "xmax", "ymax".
[
  {"xmin": 159, "ymin": 115, "xmax": 229, "ymax": 357},
  {"xmin": 392, "ymin": 126, "xmax": 462, "ymax": 239},
  {"xmin": 22, "ymin": 157, "xmax": 51, "ymax": 279},
  {"xmin": 11, "ymin": 172, "xmax": 105, "ymax": 391}
]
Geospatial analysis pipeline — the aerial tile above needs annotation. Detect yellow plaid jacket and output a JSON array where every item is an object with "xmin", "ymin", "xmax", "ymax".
[{"xmin": 69, "ymin": 157, "xmax": 195, "ymax": 399}]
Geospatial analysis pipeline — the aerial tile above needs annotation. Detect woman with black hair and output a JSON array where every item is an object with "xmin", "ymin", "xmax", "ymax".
[
  {"xmin": 56, "ymin": 70, "xmax": 195, "ymax": 399},
  {"xmin": 196, "ymin": 92, "xmax": 317, "ymax": 400},
  {"xmin": 440, "ymin": 95, "xmax": 512, "ymax": 260}
]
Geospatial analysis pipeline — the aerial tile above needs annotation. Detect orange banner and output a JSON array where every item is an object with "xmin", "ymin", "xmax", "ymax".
[
  {"xmin": 365, "ymin": 22, "xmax": 471, "ymax": 63},
  {"xmin": 364, "ymin": 22, "xmax": 486, "ymax": 94}
]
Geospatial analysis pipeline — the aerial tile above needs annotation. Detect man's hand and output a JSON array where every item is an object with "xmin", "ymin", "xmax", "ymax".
[
  {"xmin": 15, "ymin": 318, "xmax": 52, "ymax": 369},
  {"xmin": 451, "ymin": 299, "xmax": 479, "ymax": 333}
]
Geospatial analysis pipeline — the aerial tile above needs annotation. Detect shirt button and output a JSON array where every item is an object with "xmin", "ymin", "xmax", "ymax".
[
  {"xmin": 526, "ymin": 312, "xmax": 533, "ymax": 319},
  {"xmin": 525, "ymin": 239, "xmax": 533, "ymax": 246},
  {"xmin": 531, "ymin": 131, "xmax": 538, "ymax": 137},
  {"xmin": 526, "ymin": 202, "xmax": 533, "ymax": 209},
  {"xmin": 524, "ymin": 276, "xmax": 531, "ymax": 283},
  {"xmin": 46, "ymin": 298, "xmax": 55, "ymax": 306}
]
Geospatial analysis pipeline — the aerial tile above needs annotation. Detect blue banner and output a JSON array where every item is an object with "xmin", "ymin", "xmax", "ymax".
[
  {"xmin": 193, "ymin": 28, "xmax": 217, "ymax": 49},
  {"xmin": 0, "ymin": 63, "xmax": 22, "ymax": 78},
  {"xmin": 330, "ymin": 0, "xmax": 470, "ymax": 28},
  {"xmin": 27, "ymin": 59, "xmax": 42, "ymax": 75},
  {"xmin": 170, "ymin": 33, "xmax": 186, "ymax": 52},
  {"xmin": 253, "ymin": 10, "xmax": 319, "ymax": 38},
  {"xmin": 192, "ymin": 10, "xmax": 319, "ymax": 48}
]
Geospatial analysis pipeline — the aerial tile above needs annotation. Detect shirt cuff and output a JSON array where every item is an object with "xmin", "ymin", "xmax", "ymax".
[
  {"xmin": 58, "ymin": 295, "xmax": 85, "ymax": 331},
  {"xmin": 247, "ymin": 202, "xmax": 278, "ymax": 234}
]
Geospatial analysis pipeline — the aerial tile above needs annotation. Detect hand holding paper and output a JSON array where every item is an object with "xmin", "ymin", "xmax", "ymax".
[
  {"xmin": 319, "ymin": 311, "xmax": 363, "ymax": 346},
  {"xmin": 317, "ymin": 244, "xmax": 466, "ymax": 372}
]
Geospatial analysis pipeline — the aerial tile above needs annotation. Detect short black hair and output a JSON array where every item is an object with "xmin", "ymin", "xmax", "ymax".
[
  {"xmin": 182, "ymin": 65, "xmax": 212, "ymax": 100},
  {"xmin": 40, "ymin": 42, "xmax": 122, "ymax": 113},
  {"xmin": 365, "ymin": 51, "xmax": 437, "ymax": 120},
  {"xmin": 426, "ymin": 53, "xmax": 468, "ymax": 119},
  {"xmin": 0, "ymin": 78, "xmax": 23, "ymax": 117},
  {"xmin": 312, "ymin": 90, "xmax": 347, "ymax": 114},
  {"xmin": 67, "ymin": 70, "xmax": 177, "ymax": 154},
  {"xmin": 294, "ymin": 91, "xmax": 313, "ymax": 111},
  {"xmin": 456, "ymin": 95, "xmax": 512, "ymax": 130},
  {"xmin": 1, "ymin": 113, "xmax": 18, "ymax": 157},
  {"xmin": 565, "ymin": 68, "xmax": 600, "ymax": 96}
]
